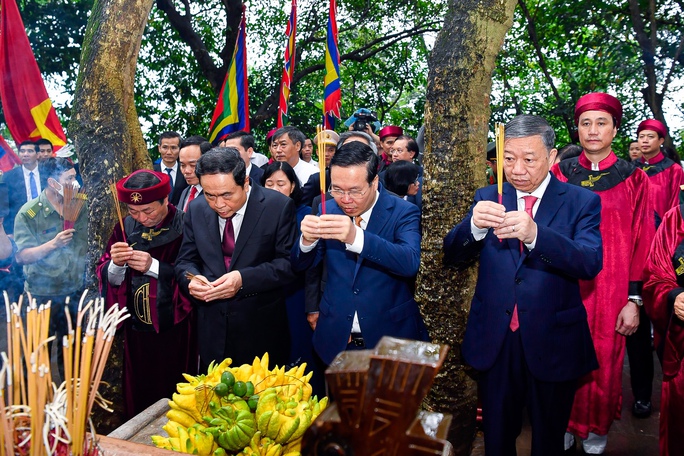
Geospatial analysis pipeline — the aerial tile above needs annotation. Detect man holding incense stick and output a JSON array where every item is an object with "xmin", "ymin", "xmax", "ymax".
[
  {"xmin": 97, "ymin": 170, "xmax": 196, "ymax": 419},
  {"xmin": 444, "ymin": 115, "xmax": 602, "ymax": 456},
  {"xmin": 13, "ymin": 158, "xmax": 87, "ymax": 381}
]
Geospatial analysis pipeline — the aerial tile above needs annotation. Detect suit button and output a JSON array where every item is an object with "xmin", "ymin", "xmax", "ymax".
[
  {"xmin": 506, "ymin": 309, "xmax": 511, "ymax": 315},
  {"xmin": 353, "ymin": 289, "xmax": 359, "ymax": 295},
  {"xmin": 515, "ymin": 278, "xmax": 522, "ymax": 285}
]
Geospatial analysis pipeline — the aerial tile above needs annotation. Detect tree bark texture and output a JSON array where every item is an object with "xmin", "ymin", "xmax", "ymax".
[
  {"xmin": 419, "ymin": 0, "xmax": 516, "ymax": 454},
  {"xmin": 69, "ymin": 0, "xmax": 155, "ymax": 432}
]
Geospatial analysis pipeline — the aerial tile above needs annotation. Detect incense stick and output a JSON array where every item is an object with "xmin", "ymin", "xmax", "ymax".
[
  {"xmin": 317, "ymin": 125, "xmax": 327, "ymax": 215},
  {"xmin": 109, "ymin": 182, "xmax": 126, "ymax": 243}
]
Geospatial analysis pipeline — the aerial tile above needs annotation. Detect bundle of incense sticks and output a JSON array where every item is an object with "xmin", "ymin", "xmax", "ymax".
[
  {"xmin": 495, "ymin": 122, "xmax": 505, "ymax": 204},
  {"xmin": 108, "ymin": 182, "xmax": 126, "ymax": 243},
  {"xmin": 316, "ymin": 125, "xmax": 327, "ymax": 215},
  {"xmin": 63, "ymin": 184, "xmax": 88, "ymax": 230},
  {"xmin": 0, "ymin": 291, "xmax": 129, "ymax": 456}
]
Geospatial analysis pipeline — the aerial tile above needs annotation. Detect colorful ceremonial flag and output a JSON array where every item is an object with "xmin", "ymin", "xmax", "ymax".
[
  {"xmin": 277, "ymin": 0, "xmax": 297, "ymax": 128},
  {"xmin": 323, "ymin": 0, "xmax": 341, "ymax": 130},
  {"xmin": 0, "ymin": 0, "xmax": 67, "ymax": 150},
  {"xmin": 0, "ymin": 134, "xmax": 20, "ymax": 172},
  {"xmin": 208, "ymin": 9, "xmax": 250, "ymax": 143}
]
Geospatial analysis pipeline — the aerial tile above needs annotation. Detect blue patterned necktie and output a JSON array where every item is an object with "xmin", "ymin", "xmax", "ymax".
[
  {"xmin": 165, "ymin": 167, "xmax": 174, "ymax": 187},
  {"xmin": 29, "ymin": 171, "xmax": 38, "ymax": 199}
]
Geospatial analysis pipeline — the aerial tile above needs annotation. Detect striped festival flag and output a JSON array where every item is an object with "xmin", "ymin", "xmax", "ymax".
[
  {"xmin": 0, "ymin": 0, "xmax": 67, "ymax": 150},
  {"xmin": 323, "ymin": 0, "xmax": 341, "ymax": 130},
  {"xmin": 208, "ymin": 8, "xmax": 250, "ymax": 143},
  {"xmin": 277, "ymin": 0, "xmax": 297, "ymax": 128}
]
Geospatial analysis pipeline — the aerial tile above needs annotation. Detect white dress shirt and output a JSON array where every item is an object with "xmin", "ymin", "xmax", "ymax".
[{"xmin": 22, "ymin": 165, "xmax": 42, "ymax": 200}]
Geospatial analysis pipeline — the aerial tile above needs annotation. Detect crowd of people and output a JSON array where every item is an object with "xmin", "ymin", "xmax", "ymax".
[{"xmin": 0, "ymin": 95, "xmax": 682, "ymax": 455}]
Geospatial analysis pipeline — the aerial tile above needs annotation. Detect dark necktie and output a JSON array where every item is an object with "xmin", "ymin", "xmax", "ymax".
[
  {"xmin": 510, "ymin": 195, "xmax": 538, "ymax": 332},
  {"xmin": 221, "ymin": 215, "xmax": 236, "ymax": 271},
  {"xmin": 165, "ymin": 167, "xmax": 174, "ymax": 187},
  {"xmin": 184, "ymin": 186, "xmax": 197, "ymax": 211},
  {"xmin": 29, "ymin": 171, "xmax": 38, "ymax": 199}
]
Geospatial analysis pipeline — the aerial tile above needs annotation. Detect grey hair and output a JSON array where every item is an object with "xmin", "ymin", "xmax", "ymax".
[
  {"xmin": 504, "ymin": 115, "xmax": 555, "ymax": 152},
  {"xmin": 338, "ymin": 131, "xmax": 378, "ymax": 155}
]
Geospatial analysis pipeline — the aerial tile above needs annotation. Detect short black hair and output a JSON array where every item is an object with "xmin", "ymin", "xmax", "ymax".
[
  {"xmin": 330, "ymin": 141, "xmax": 379, "ymax": 184},
  {"xmin": 180, "ymin": 135, "xmax": 212, "ymax": 155},
  {"xmin": 384, "ymin": 161, "xmax": 420, "ymax": 197},
  {"xmin": 272, "ymin": 126, "xmax": 305, "ymax": 152},
  {"xmin": 18, "ymin": 140, "xmax": 37, "ymax": 151},
  {"xmin": 225, "ymin": 130, "xmax": 256, "ymax": 151},
  {"xmin": 195, "ymin": 147, "xmax": 246, "ymax": 186},
  {"xmin": 394, "ymin": 135, "xmax": 419, "ymax": 159},
  {"xmin": 40, "ymin": 157, "xmax": 74, "ymax": 181},
  {"xmin": 261, "ymin": 161, "xmax": 303, "ymax": 205},
  {"xmin": 158, "ymin": 131, "xmax": 182, "ymax": 145},
  {"xmin": 36, "ymin": 139, "xmax": 53, "ymax": 149}
]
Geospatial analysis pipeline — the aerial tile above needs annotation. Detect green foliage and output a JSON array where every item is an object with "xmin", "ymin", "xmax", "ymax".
[{"xmin": 492, "ymin": 0, "xmax": 684, "ymax": 158}]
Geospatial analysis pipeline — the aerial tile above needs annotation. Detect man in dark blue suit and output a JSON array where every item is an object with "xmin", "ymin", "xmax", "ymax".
[
  {"xmin": 291, "ymin": 141, "xmax": 428, "ymax": 365},
  {"xmin": 443, "ymin": 115, "xmax": 602, "ymax": 456}
]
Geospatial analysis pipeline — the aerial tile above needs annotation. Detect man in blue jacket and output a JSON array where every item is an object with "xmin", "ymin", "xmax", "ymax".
[
  {"xmin": 443, "ymin": 115, "xmax": 602, "ymax": 456},
  {"xmin": 291, "ymin": 141, "xmax": 427, "ymax": 365}
]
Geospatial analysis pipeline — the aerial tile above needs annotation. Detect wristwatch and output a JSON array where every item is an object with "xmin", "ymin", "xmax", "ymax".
[{"xmin": 628, "ymin": 297, "xmax": 643, "ymax": 307}]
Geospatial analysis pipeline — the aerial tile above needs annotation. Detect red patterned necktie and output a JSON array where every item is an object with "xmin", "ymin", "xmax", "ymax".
[
  {"xmin": 221, "ymin": 215, "xmax": 235, "ymax": 271},
  {"xmin": 184, "ymin": 186, "xmax": 197, "ymax": 211},
  {"xmin": 510, "ymin": 195, "xmax": 538, "ymax": 332}
]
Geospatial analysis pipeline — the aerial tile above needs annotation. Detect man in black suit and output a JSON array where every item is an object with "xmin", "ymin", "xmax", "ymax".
[
  {"xmin": 175, "ymin": 148, "xmax": 297, "ymax": 369},
  {"xmin": 222, "ymin": 131, "xmax": 264, "ymax": 186},
  {"xmin": 153, "ymin": 131, "xmax": 187, "ymax": 206},
  {"xmin": 1, "ymin": 141, "xmax": 48, "ymax": 234},
  {"xmin": 177, "ymin": 136, "xmax": 212, "ymax": 212}
]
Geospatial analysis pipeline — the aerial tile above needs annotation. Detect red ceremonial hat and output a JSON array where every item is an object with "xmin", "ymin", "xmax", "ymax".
[
  {"xmin": 116, "ymin": 170, "xmax": 171, "ymax": 205},
  {"xmin": 378, "ymin": 125, "xmax": 403, "ymax": 139},
  {"xmin": 266, "ymin": 128, "xmax": 278, "ymax": 144},
  {"xmin": 574, "ymin": 92, "xmax": 623, "ymax": 128},
  {"xmin": 637, "ymin": 119, "xmax": 668, "ymax": 138}
]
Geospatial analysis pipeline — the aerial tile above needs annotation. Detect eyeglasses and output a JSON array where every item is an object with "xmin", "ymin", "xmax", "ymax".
[{"xmin": 330, "ymin": 186, "xmax": 371, "ymax": 200}]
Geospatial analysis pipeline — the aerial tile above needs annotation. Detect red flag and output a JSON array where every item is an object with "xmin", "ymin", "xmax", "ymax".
[
  {"xmin": 0, "ymin": 0, "xmax": 67, "ymax": 149},
  {"xmin": 277, "ymin": 0, "xmax": 297, "ymax": 128},
  {"xmin": 0, "ymin": 133, "xmax": 20, "ymax": 172}
]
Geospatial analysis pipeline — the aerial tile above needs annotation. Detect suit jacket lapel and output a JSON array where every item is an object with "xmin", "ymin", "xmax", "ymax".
[
  {"xmin": 502, "ymin": 184, "xmax": 520, "ymax": 264},
  {"xmin": 231, "ymin": 185, "xmax": 265, "ymax": 267},
  {"xmin": 352, "ymin": 189, "xmax": 392, "ymax": 282},
  {"xmin": 534, "ymin": 175, "xmax": 565, "ymax": 228}
]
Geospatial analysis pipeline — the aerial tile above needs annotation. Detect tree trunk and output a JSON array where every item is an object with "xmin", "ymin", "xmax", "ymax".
[
  {"xmin": 69, "ymin": 0, "xmax": 155, "ymax": 432},
  {"xmin": 418, "ymin": 0, "xmax": 516, "ymax": 454}
]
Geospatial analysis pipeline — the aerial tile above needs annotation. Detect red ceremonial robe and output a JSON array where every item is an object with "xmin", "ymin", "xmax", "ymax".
[
  {"xmin": 96, "ymin": 205, "xmax": 197, "ymax": 419},
  {"xmin": 638, "ymin": 151, "xmax": 684, "ymax": 219},
  {"xmin": 643, "ymin": 204, "xmax": 684, "ymax": 456},
  {"xmin": 552, "ymin": 152, "xmax": 654, "ymax": 437}
]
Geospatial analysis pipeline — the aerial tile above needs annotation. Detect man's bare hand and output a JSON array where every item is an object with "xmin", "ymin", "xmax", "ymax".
[
  {"xmin": 494, "ymin": 210, "xmax": 537, "ymax": 244},
  {"xmin": 126, "ymin": 250, "xmax": 154, "ymax": 273},
  {"xmin": 301, "ymin": 214, "xmax": 356, "ymax": 245},
  {"xmin": 472, "ymin": 201, "xmax": 505, "ymax": 230},
  {"xmin": 110, "ymin": 241, "xmax": 133, "ymax": 266},
  {"xmin": 307, "ymin": 312, "xmax": 319, "ymax": 330},
  {"xmin": 615, "ymin": 301, "xmax": 640, "ymax": 336},
  {"xmin": 188, "ymin": 274, "xmax": 214, "ymax": 300},
  {"xmin": 674, "ymin": 293, "xmax": 684, "ymax": 321},
  {"xmin": 200, "ymin": 271, "xmax": 243, "ymax": 302},
  {"xmin": 51, "ymin": 229, "xmax": 75, "ymax": 249}
]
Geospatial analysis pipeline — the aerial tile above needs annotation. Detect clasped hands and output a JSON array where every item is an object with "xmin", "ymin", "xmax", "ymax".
[
  {"xmin": 188, "ymin": 271, "xmax": 242, "ymax": 302},
  {"xmin": 472, "ymin": 201, "xmax": 536, "ymax": 244},
  {"xmin": 110, "ymin": 241, "xmax": 152, "ymax": 273},
  {"xmin": 300, "ymin": 214, "xmax": 356, "ymax": 246}
]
